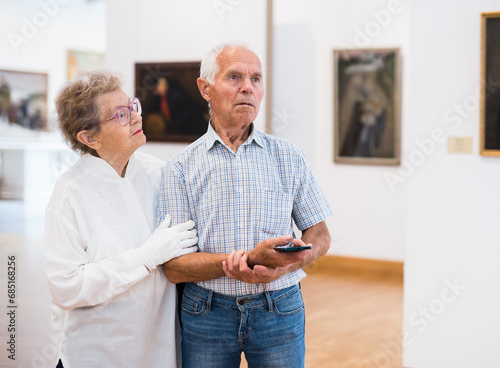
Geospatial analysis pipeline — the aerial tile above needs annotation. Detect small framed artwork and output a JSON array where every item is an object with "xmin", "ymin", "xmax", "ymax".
[
  {"xmin": 0, "ymin": 69, "xmax": 48, "ymax": 131},
  {"xmin": 67, "ymin": 50, "xmax": 105, "ymax": 80},
  {"xmin": 333, "ymin": 48, "xmax": 401, "ymax": 165},
  {"xmin": 480, "ymin": 12, "xmax": 500, "ymax": 156},
  {"xmin": 135, "ymin": 62, "xmax": 210, "ymax": 143}
]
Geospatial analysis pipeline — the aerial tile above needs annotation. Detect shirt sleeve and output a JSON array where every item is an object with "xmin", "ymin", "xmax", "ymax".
[
  {"xmin": 157, "ymin": 160, "xmax": 192, "ymax": 227},
  {"xmin": 291, "ymin": 149, "xmax": 333, "ymax": 231},
  {"xmin": 44, "ymin": 199, "xmax": 149, "ymax": 311}
]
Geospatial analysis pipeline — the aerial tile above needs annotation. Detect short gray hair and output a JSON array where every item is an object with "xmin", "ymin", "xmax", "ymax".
[
  {"xmin": 55, "ymin": 70, "xmax": 122, "ymax": 155},
  {"xmin": 199, "ymin": 41, "xmax": 252, "ymax": 85}
]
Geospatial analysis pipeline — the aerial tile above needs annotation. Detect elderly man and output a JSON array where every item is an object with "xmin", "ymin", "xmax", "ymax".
[{"xmin": 159, "ymin": 43, "xmax": 333, "ymax": 368}]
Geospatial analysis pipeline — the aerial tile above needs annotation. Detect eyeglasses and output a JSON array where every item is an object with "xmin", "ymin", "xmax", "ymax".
[{"xmin": 86, "ymin": 98, "xmax": 142, "ymax": 130}]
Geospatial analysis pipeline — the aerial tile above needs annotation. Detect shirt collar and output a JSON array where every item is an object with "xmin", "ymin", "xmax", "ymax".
[
  {"xmin": 205, "ymin": 120, "xmax": 264, "ymax": 151},
  {"xmin": 204, "ymin": 121, "xmax": 220, "ymax": 150},
  {"xmin": 81, "ymin": 153, "xmax": 137, "ymax": 179}
]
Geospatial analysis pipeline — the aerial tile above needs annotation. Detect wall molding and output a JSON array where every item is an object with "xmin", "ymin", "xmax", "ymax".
[{"xmin": 305, "ymin": 255, "xmax": 404, "ymax": 277}]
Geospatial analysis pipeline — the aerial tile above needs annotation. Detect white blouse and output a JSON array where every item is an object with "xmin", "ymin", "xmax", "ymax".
[{"xmin": 44, "ymin": 152, "xmax": 179, "ymax": 368}]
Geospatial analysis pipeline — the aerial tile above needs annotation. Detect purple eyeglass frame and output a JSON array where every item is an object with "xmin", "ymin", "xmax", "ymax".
[{"xmin": 85, "ymin": 98, "xmax": 141, "ymax": 130}]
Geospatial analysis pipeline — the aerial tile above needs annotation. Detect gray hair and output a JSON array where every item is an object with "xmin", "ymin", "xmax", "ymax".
[
  {"xmin": 199, "ymin": 41, "xmax": 253, "ymax": 85},
  {"xmin": 55, "ymin": 70, "xmax": 122, "ymax": 155}
]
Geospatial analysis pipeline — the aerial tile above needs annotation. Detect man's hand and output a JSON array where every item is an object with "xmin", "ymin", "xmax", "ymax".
[
  {"xmin": 246, "ymin": 235, "xmax": 311, "ymax": 269},
  {"xmin": 222, "ymin": 250, "xmax": 293, "ymax": 284}
]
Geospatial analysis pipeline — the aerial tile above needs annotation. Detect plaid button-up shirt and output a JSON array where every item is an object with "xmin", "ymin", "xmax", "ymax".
[{"xmin": 158, "ymin": 123, "xmax": 333, "ymax": 296}]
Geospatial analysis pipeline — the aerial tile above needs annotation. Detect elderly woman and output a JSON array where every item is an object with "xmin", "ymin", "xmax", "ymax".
[{"xmin": 44, "ymin": 70, "xmax": 197, "ymax": 368}]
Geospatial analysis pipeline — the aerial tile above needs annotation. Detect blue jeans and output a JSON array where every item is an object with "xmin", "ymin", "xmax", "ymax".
[{"xmin": 180, "ymin": 282, "xmax": 305, "ymax": 368}]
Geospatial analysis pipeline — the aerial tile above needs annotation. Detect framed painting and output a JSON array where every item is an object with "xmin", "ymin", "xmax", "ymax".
[
  {"xmin": 480, "ymin": 12, "xmax": 500, "ymax": 156},
  {"xmin": 67, "ymin": 50, "xmax": 105, "ymax": 80},
  {"xmin": 333, "ymin": 48, "xmax": 401, "ymax": 165},
  {"xmin": 135, "ymin": 62, "xmax": 210, "ymax": 142},
  {"xmin": 0, "ymin": 69, "xmax": 48, "ymax": 131}
]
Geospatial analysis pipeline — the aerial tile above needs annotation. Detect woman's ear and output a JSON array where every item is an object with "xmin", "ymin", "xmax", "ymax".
[
  {"xmin": 77, "ymin": 130, "xmax": 101, "ymax": 151},
  {"xmin": 197, "ymin": 78, "xmax": 210, "ymax": 102}
]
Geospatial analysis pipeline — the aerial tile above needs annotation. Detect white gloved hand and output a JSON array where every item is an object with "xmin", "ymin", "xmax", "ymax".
[{"xmin": 132, "ymin": 214, "xmax": 198, "ymax": 271}]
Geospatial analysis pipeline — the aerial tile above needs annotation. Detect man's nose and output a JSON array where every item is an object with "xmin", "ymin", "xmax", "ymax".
[{"xmin": 240, "ymin": 78, "xmax": 254, "ymax": 94}]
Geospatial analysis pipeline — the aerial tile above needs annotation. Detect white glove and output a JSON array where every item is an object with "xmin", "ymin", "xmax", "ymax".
[{"xmin": 132, "ymin": 214, "xmax": 198, "ymax": 271}]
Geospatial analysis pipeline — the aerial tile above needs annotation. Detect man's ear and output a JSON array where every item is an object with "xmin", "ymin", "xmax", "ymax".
[
  {"xmin": 76, "ymin": 130, "xmax": 101, "ymax": 151},
  {"xmin": 197, "ymin": 78, "xmax": 210, "ymax": 102}
]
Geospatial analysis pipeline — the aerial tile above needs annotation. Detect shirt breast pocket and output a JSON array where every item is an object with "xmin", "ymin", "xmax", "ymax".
[{"xmin": 256, "ymin": 190, "xmax": 294, "ymax": 237}]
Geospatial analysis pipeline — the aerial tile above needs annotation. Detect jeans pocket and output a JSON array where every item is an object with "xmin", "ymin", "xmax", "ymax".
[
  {"xmin": 273, "ymin": 289, "xmax": 305, "ymax": 317},
  {"xmin": 181, "ymin": 291, "xmax": 207, "ymax": 316}
]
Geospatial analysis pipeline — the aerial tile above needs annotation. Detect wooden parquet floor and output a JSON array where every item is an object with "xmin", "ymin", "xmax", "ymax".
[{"xmin": 241, "ymin": 267, "xmax": 404, "ymax": 368}]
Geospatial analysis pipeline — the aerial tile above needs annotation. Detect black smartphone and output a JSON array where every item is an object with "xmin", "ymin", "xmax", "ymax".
[{"xmin": 274, "ymin": 241, "xmax": 312, "ymax": 252}]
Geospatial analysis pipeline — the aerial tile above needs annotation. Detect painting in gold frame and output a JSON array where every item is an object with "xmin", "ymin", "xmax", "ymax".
[
  {"xmin": 134, "ymin": 62, "xmax": 209, "ymax": 143},
  {"xmin": 333, "ymin": 48, "xmax": 401, "ymax": 165},
  {"xmin": 480, "ymin": 12, "xmax": 500, "ymax": 156}
]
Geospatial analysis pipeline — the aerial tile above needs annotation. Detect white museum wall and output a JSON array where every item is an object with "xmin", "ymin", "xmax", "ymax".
[
  {"xmin": 403, "ymin": 0, "xmax": 500, "ymax": 367},
  {"xmin": 0, "ymin": 0, "xmax": 106, "ymax": 130},
  {"xmin": 0, "ymin": 0, "xmax": 105, "ymax": 205},
  {"xmin": 274, "ymin": 0, "xmax": 410, "ymax": 260},
  {"xmin": 106, "ymin": 0, "xmax": 269, "ymax": 161}
]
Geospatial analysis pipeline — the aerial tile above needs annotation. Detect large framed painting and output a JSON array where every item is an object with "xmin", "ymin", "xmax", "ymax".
[
  {"xmin": 0, "ymin": 69, "xmax": 48, "ymax": 131},
  {"xmin": 334, "ymin": 48, "xmax": 401, "ymax": 165},
  {"xmin": 135, "ymin": 62, "xmax": 209, "ymax": 142},
  {"xmin": 480, "ymin": 12, "xmax": 500, "ymax": 156}
]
